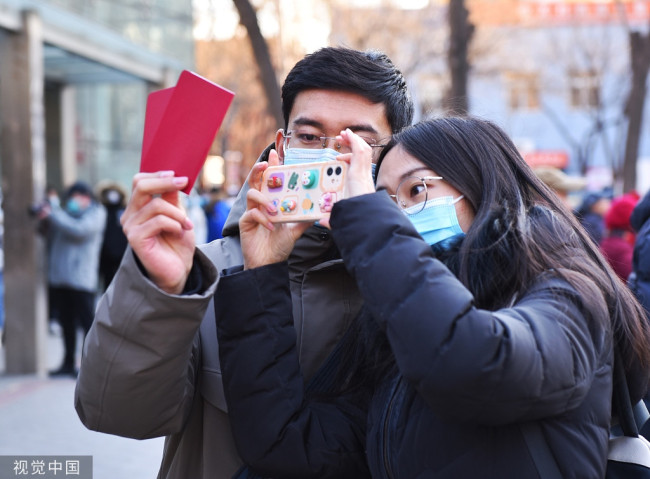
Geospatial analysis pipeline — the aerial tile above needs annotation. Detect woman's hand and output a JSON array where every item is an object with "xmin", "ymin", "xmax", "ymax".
[
  {"xmin": 338, "ymin": 128, "xmax": 376, "ymax": 197},
  {"xmin": 240, "ymin": 149, "xmax": 312, "ymax": 270},
  {"xmin": 319, "ymin": 129, "xmax": 376, "ymax": 229}
]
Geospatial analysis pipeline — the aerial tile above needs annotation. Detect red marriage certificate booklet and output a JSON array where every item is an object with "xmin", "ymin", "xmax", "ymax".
[{"xmin": 140, "ymin": 70, "xmax": 235, "ymax": 194}]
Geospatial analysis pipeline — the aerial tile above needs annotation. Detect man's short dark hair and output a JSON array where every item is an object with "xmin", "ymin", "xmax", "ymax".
[{"xmin": 281, "ymin": 47, "xmax": 414, "ymax": 134}]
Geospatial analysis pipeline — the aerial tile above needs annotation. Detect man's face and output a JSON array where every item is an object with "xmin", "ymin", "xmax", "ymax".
[{"xmin": 276, "ymin": 89, "xmax": 392, "ymax": 164}]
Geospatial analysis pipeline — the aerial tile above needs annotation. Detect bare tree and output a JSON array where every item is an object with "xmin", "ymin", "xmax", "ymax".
[
  {"xmin": 329, "ymin": 3, "xmax": 445, "ymax": 76},
  {"xmin": 196, "ymin": 36, "xmax": 278, "ymax": 173},
  {"xmin": 232, "ymin": 0, "xmax": 283, "ymax": 127},
  {"xmin": 533, "ymin": 25, "xmax": 627, "ymax": 176},
  {"xmin": 444, "ymin": 0, "xmax": 474, "ymax": 114},
  {"xmin": 622, "ymin": 29, "xmax": 650, "ymax": 192},
  {"xmin": 329, "ymin": 2, "xmax": 447, "ymax": 118}
]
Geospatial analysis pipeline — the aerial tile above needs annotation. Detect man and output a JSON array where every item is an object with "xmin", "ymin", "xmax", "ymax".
[
  {"xmin": 74, "ymin": 47, "xmax": 413, "ymax": 478},
  {"xmin": 41, "ymin": 181, "xmax": 106, "ymax": 377}
]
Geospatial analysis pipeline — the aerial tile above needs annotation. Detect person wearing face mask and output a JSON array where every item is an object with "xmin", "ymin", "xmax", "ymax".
[
  {"xmin": 96, "ymin": 181, "xmax": 128, "ymax": 291},
  {"xmin": 213, "ymin": 118, "xmax": 650, "ymax": 478},
  {"xmin": 40, "ymin": 181, "xmax": 106, "ymax": 377}
]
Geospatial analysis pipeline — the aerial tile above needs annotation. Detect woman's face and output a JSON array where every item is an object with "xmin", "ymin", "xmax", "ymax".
[{"xmin": 376, "ymin": 145, "xmax": 475, "ymax": 233}]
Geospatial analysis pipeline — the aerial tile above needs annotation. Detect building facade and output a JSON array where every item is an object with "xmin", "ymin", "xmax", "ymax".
[
  {"xmin": 0, "ymin": 0, "xmax": 193, "ymax": 373},
  {"xmin": 468, "ymin": 0, "xmax": 650, "ymax": 194},
  {"xmin": 330, "ymin": 0, "xmax": 650, "ymax": 194}
]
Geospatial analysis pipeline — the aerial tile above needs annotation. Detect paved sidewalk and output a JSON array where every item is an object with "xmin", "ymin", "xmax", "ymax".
[{"xmin": 0, "ymin": 328, "xmax": 165, "ymax": 478}]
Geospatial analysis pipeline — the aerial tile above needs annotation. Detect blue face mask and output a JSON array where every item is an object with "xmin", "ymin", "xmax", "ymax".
[
  {"xmin": 283, "ymin": 147, "xmax": 341, "ymax": 166},
  {"xmin": 66, "ymin": 198, "xmax": 82, "ymax": 215},
  {"xmin": 404, "ymin": 195, "xmax": 465, "ymax": 247}
]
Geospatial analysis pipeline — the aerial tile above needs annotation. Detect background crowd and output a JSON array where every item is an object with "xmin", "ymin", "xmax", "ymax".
[
  {"xmin": 0, "ymin": 180, "xmax": 235, "ymax": 377},
  {"xmin": 533, "ymin": 165, "xmax": 649, "ymax": 303}
]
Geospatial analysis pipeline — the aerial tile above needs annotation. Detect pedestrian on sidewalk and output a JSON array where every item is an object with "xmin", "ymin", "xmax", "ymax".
[{"xmin": 38, "ymin": 181, "xmax": 106, "ymax": 377}]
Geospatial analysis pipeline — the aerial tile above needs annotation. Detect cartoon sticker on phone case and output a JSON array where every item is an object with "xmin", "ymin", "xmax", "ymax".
[
  {"xmin": 267, "ymin": 173, "xmax": 284, "ymax": 192},
  {"xmin": 287, "ymin": 172, "xmax": 300, "ymax": 191},
  {"xmin": 321, "ymin": 164, "xmax": 345, "ymax": 191},
  {"xmin": 267, "ymin": 198, "xmax": 280, "ymax": 216},
  {"xmin": 319, "ymin": 192, "xmax": 337, "ymax": 213},
  {"xmin": 280, "ymin": 197, "xmax": 298, "ymax": 214},
  {"xmin": 302, "ymin": 194, "xmax": 314, "ymax": 213},
  {"xmin": 301, "ymin": 170, "xmax": 318, "ymax": 189}
]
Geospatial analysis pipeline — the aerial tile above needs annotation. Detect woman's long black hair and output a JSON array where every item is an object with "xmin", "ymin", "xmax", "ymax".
[{"xmin": 337, "ymin": 116, "xmax": 650, "ymax": 400}]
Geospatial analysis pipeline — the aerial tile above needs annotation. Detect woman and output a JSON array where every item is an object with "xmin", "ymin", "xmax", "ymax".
[{"xmin": 214, "ymin": 117, "xmax": 650, "ymax": 478}]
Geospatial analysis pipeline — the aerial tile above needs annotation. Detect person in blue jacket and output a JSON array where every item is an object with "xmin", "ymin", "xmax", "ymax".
[
  {"xmin": 204, "ymin": 186, "xmax": 232, "ymax": 241},
  {"xmin": 214, "ymin": 117, "xmax": 650, "ymax": 478}
]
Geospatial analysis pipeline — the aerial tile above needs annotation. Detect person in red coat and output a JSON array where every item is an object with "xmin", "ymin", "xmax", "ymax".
[{"xmin": 600, "ymin": 193, "xmax": 639, "ymax": 281}]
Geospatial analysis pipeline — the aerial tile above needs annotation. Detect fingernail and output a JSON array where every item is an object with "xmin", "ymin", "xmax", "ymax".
[
  {"xmin": 173, "ymin": 176, "xmax": 188, "ymax": 186},
  {"xmin": 159, "ymin": 171, "xmax": 175, "ymax": 177},
  {"xmin": 184, "ymin": 217, "xmax": 193, "ymax": 230}
]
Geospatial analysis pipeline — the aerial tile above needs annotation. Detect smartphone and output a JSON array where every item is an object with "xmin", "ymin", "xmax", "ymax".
[{"xmin": 260, "ymin": 160, "xmax": 348, "ymax": 223}]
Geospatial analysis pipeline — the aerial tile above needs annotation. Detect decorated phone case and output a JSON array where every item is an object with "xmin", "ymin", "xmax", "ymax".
[{"xmin": 261, "ymin": 160, "xmax": 348, "ymax": 223}]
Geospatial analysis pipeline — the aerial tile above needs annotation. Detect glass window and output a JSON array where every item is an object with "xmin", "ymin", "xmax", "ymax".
[
  {"xmin": 568, "ymin": 70, "xmax": 600, "ymax": 109},
  {"xmin": 505, "ymin": 71, "xmax": 540, "ymax": 111}
]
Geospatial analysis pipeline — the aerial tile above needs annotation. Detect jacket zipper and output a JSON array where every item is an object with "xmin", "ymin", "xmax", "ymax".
[{"xmin": 382, "ymin": 376, "xmax": 403, "ymax": 479}]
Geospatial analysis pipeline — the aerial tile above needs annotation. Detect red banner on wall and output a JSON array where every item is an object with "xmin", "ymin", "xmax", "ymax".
[
  {"xmin": 523, "ymin": 150, "xmax": 569, "ymax": 168},
  {"xmin": 518, "ymin": 1, "xmax": 650, "ymax": 25}
]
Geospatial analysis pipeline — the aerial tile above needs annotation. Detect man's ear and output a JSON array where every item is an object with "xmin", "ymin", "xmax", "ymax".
[{"xmin": 275, "ymin": 129, "xmax": 285, "ymax": 163}]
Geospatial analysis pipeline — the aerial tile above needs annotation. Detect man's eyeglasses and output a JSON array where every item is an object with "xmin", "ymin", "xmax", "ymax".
[
  {"xmin": 389, "ymin": 176, "xmax": 444, "ymax": 214},
  {"xmin": 283, "ymin": 129, "xmax": 387, "ymax": 157}
]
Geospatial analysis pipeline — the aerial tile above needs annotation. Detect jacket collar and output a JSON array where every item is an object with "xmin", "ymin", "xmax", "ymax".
[{"xmin": 222, "ymin": 143, "xmax": 275, "ymax": 238}]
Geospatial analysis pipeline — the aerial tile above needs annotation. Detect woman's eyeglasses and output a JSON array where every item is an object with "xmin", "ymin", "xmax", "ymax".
[{"xmin": 388, "ymin": 176, "xmax": 444, "ymax": 214}]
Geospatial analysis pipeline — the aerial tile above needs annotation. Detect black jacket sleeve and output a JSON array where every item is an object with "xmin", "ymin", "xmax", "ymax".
[
  {"xmin": 214, "ymin": 262, "xmax": 370, "ymax": 479},
  {"xmin": 330, "ymin": 192, "xmax": 610, "ymax": 425}
]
